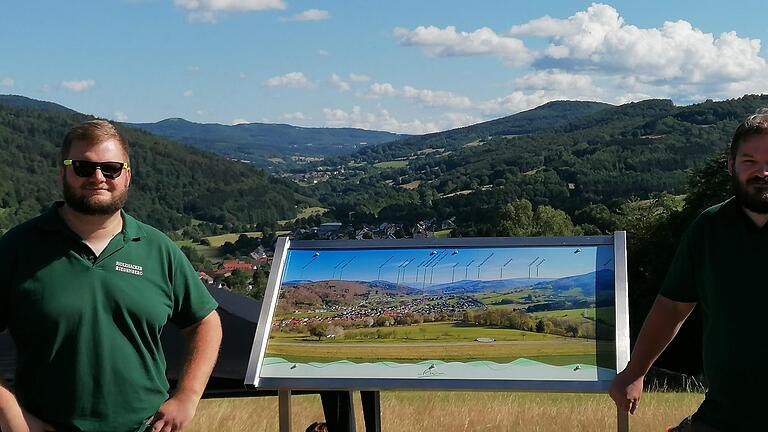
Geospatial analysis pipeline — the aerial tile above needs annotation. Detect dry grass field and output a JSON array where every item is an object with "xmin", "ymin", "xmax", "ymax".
[{"xmin": 187, "ymin": 391, "xmax": 704, "ymax": 432}]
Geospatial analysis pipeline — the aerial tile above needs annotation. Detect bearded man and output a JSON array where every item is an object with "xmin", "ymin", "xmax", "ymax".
[
  {"xmin": 0, "ymin": 120, "xmax": 222, "ymax": 432},
  {"xmin": 609, "ymin": 111, "xmax": 768, "ymax": 431}
]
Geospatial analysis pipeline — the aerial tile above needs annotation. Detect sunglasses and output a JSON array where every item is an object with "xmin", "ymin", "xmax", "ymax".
[{"xmin": 63, "ymin": 159, "xmax": 130, "ymax": 179}]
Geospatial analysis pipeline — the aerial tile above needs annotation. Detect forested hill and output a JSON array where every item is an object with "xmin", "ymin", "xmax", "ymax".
[
  {"xmin": 0, "ymin": 102, "xmax": 317, "ymax": 232},
  {"xmin": 130, "ymin": 118, "xmax": 407, "ymax": 169},
  {"xmin": 330, "ymin": 100, "xmax": 612, "ymax": 165},
  {"xmin": 304, "ymin": 95, "xmax": 768, "ymax": 233},
  {"xmin": 0, "ymin": 95, "xmax": 76, "ymax": 113}
]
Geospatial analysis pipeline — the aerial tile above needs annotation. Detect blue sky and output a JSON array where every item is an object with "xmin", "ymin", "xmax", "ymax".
[
  {"xmin": 282, "ymin": 246, "xmax": 613, "ymax": 284},
  {"xmin": 3, "ymin": 1, "xmax": 768, "ymax": 133}
]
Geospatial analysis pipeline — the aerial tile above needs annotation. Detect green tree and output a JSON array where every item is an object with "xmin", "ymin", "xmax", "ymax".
[
  {"xmin": 308, "ymin": 322, "xmax": 329, "ymax": 341},
  {"xmin": 497, "ymin": 200, "xmax": 534, "ymax": 236}
]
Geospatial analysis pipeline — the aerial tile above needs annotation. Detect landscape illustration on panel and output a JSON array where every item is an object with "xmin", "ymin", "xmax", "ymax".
[{"xmin": 261, "ymin": 244, "xmax": 616, "ymax": 382}]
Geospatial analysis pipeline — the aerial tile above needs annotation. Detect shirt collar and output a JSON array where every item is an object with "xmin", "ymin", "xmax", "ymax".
[{"xmin": 35, "ymin": 201, "xmax": 145, "ymax": 241}]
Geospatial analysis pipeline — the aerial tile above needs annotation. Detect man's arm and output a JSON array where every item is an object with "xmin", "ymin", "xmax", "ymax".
[
  {"xmin": 0, "ymin": 377, "xmax": 26, "ymax": 431},
  {"xmin": 150, "ymin": 310, "xmax": 222, "ymax": 432},
  {"xmin": 609, "ymin": 295, "xmax": 696, "ymax": 414},
  {"xmin": 0, "ymin": 377, "xmax": 53, "ymax": 432}
]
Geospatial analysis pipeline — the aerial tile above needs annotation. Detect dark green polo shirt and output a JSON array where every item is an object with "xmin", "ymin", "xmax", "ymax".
[
  {"xmin": 0, "ymin": 204, "xmax": 218, "ymax": 432},
  {"xmin": 661, "ymin": 197, "xmax": 767, "ymax": 430}
]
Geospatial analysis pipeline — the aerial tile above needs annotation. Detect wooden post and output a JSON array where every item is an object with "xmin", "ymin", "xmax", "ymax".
[
  {"xmin": 279, "ymin": 389, "xmax": 291, "ymax": 432},
  {"xmin": 617, "ymin": 408, "xmax": 629, "ymax": 432},
  {"xmin": 361, "ymin": 391, "xmax": 381, "ymax": 432}
]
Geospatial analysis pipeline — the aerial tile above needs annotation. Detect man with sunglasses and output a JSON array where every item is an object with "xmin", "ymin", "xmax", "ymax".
[{"xmin": 0, "ymin": 120, "xmax": 222, "ymax": 432}]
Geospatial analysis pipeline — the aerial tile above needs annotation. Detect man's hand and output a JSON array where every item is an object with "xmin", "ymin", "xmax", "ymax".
[
  {"xmin": 149, "ymin": 393, "xmax": 199, "ymax": 432},
  {"xmin": 609, "ymin": 368, "xmax": 644, "ymax": 414}
]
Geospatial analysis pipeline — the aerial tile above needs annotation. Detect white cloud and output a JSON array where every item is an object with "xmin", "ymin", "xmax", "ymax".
[
  {"xmin": 1, "ymin": 77, "xmax": 14, "ymax": 87},
  {"xmin": 317, "ymin": 49, "xmax": 329, "ymax": 56},
  {"xmin": 281, "ymin": 8, "xmax": 330, "ymax": 22},
  {"xmin": 61, "ymin": 79, "xmax": 96, "ymax": 92},
  {"xmin": 401, "ymin": 85, "xmax": 473, "ymax": 109},
  {"xmin": 330, "ymin": 73, "xmax": 350, "ymax": 92},
  {"xmin": 322, "ymin": 106, "xmax": 481, "ymax": 134},
  {"xmin": 508, "ymin": 15, "xmax": 572, "ymax": 38},
  {"xmin": 349, "ymin": 73, "xmax": 370, "ymax": 82},
  {"xmin": 196, "ymin": 109, "xmax": 207, "ymax": 116},
  {"xmin": 232, "ymin": 118, "xmax": 250, "ymax": 125},
  {"xmin": 515, "ymin": 4, "xmax": 766, "ymax": 89},
  {"xmin": 395, "ymin": 4, "xmax": 768, "ymax": 102},
  {"xmin": 367, "ymin": 82, "xmax": 473, "ymax": 109},
  {"xmin": 183, "ymin": 89, "xmax": 194, "ymax": 97},
  {"xmin": 283, "ymin": 111, "xmax": 307, "ymax": 120},
  {"xmin": 444, "ymin": 112, "xmax": 483, "ymax": 129},
  {"xmin": 114, "ymin": 111, "xmax": 129, "ymax": 122},
  {"xmin": 394, "ymin": 25, "xmax": 533, "ymax": 67},
  {"xmin": 174, "ymin": 0, "xmax": 286, "ymax": 22},
  {"xmin": 264, "ymin": 72, "xmax": 315, "ymax": 88},
  {"xmin": 323, "ymin": 106, "xmax": 439, "ymax": 134},
  {"xmin": 513, "ymin": 70, "xmax": 594, "ymax": 92},
  {"xmin": 368, "ymin": 82, "xmax": 397, "ymax": 97}
]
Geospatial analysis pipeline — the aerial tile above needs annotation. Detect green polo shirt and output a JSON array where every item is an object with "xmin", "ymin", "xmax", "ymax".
[
  {"xmin": 661, "ymin": 197, "xmax": 767, "ymax": 430},
  {"xmin": 0, "ymin": 203, "xmax": 218, "ymax": 432}
]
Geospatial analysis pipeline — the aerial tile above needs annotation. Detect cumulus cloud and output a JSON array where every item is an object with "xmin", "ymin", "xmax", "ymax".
[
  {"xmin": 330, "ymin": 73, "xmax": 350, "ymax": 92},
  {"xmin": 1, "ymin": 77, "xmax": 13, "ymax": 87},
  {"xmin": 174, "ymin": 0, "xmax": 285, "ymax": 22},
  {"xmin": 232, "ymin": 118, "xmax": 250, "ymax": 125},
  {"xmin": 515, "ymin": 3, "xmax": 766, "ymax": 89},
  {"xmin": 61, "ymin": 79, "xmax": 95, "ymax": 92},
  {"xmin": 367, "ymin": 82, "xmax": 473, "ymax": 109},
  {"xmin": 349, "ymin": 73, "xmax": 370, "ymax": 82},
  {"xmin": 323, "ymin": 106, "xmax": 440, "ymax": 134},
  {"xmin": 513, "ymin": 70, "xmax": 594, "ymax": 92},
  {"xmin": 394, "ymin": 25, "xmax": 533, "ymax": 67},
  {"xmin": 183, "ymin": 89, "xmax": 194, "ymax": 97},
  {"xmin": 114, "ymin": 111, "xmax": 129, "ymax": 122},
  {"xmin": 264, "ymin": 72, "xmax": 315, "ymax": 88},
  {"xmin": 368, "ymin": 82, "xmax": 397, "ymax": 97},
  {"xmin": 283, "ymin": 111, "xmax": 307, "ymax": 120},
  {"xmin": 396, "ymin": 4, "xmax": 768, "ymax": 102},
  {"xmin": 322, "ymin": 106, "xmax": 483, "ymax": 134},
  {"xmin": 281, "ymin": 8, "xmax": 330, "ymax": 22}
]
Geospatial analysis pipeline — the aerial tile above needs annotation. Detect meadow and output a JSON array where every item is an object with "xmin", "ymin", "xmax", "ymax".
[
  {"xmin": 267, "ymin": 322, "xmax": 609, "ymax": 365},
  {"xmin": 186, "ymin": 391, "xmax": 705, "ymax": 431}
]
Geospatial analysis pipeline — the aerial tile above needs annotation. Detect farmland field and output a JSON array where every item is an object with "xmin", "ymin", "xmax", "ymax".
[{"xmin": 266, "ymin": 321, "xmax": 610, "ymax": 365}]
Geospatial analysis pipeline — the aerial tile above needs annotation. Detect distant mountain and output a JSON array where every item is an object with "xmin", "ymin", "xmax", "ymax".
[
  {"xmin": 412, "ymin": 278, "xmax": 554, "ymax": 293},
  {"xmin": 532, "ymin": 269, "xmax": 615, "ymax": 297},
  {"xmin": 0, "ymin": 95, "xmax": 76, "ymax": 113},
  {"xmin": 128, "ymin": 118, "xmax": 408, "ymax": 169}
]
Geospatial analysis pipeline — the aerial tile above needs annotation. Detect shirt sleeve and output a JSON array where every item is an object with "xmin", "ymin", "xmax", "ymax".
[
  {"xmin": 0, "ymin": 232, "xmax": 12, "ymax": 333},
  {"xmin": 659, "ymin": 224, "xmax": 699, "ymax": 303},
  {"xmin": 168, "ymin": 245, "xmax": 218, "ymax": 329}
]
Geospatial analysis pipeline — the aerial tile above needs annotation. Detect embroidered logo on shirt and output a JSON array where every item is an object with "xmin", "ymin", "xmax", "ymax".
[{"xmin": 115, "ymin": 261, "xmax": 143, "ymax": 276}]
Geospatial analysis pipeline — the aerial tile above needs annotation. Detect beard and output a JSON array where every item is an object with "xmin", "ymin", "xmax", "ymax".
[
  {"xmin": 733, "ymin": 174, "xmax": 768, "ymax": 214},
  {"xmin": 62, "ymin": 178, "xmax": 129, "ymax": 216}
]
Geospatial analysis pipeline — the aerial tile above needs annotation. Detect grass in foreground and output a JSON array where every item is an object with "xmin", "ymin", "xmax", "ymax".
[{"xmin": 187, "ymin": 391, "xmax": 705, "ymax": 432}]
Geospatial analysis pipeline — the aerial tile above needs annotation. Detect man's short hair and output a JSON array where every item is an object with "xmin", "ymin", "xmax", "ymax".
[
  {"xmin": 730, "ymin": 109, "xmax": 768, "ymax": 159},
  {"xmin": 61, "ymin": 119, "xmax": 129, "ymax": 163}
]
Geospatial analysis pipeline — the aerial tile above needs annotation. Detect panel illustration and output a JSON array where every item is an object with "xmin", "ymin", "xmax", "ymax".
[{"xmin": 257, "ymin": 241, "xmax": 618, "ymax": 385}]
